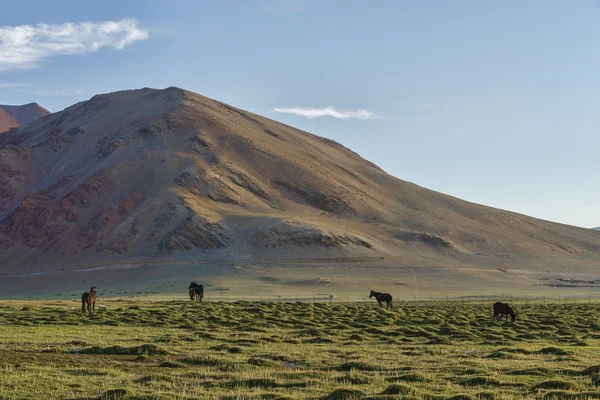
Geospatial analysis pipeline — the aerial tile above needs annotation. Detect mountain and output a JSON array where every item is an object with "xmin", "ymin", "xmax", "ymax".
[
  {"xmin": 0, "ymin": 87, "xmax": 599, "ymax": 296},
  {"xmin": 0, "ymin": 103, "xmax": 51, "ymax": 133}
]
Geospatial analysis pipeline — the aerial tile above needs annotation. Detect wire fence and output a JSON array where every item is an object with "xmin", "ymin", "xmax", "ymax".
[
  {"xmin": 8, "ymin": 291, "xmax": 600, "ymax": 304},
  {"xmin": 88, "ymin": 292, "xmax": 600, "ymax": 304}
]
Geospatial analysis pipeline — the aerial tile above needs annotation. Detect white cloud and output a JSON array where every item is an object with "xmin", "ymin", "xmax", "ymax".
[
  {"xmin": 271, "ymin": 106, "xmax": 378, "ymax": 120},
  {"xmin": 0, "ymin": 82, "xmax": 30, "ymax": 89},
  {"xmin": 0, "ymin": 18, "xmax": 149, "ymax": 71}
]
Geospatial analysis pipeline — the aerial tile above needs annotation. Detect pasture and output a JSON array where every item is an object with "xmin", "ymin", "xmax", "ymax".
[{"xmin": 0, "ymin": 300, "xmax": 600, "ymax": 399}]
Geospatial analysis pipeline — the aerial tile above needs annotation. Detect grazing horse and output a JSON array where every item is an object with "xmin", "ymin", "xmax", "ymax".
[
  {"xmin": 82, "ymin": 286, "xmax": 97, "ymax": 314},
  {"xmin": 188, "ymin": 282, "xmax": 204, "ymax": 302},
  {"xmin": 369, "ymin": 290, "xmax": 392, "ymax": 309},
  {"xmin": 493, "ymin": 302, "xmax": 516, "ymax": 322}
]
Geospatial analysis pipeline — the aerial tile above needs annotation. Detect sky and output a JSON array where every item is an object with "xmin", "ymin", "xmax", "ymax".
[{"xmin": 1, "ymin": 0, "xmax": 599, "ymax": 228}]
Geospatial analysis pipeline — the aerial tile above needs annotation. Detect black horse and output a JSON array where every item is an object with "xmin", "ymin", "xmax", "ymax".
[
  {"xmin": 188, "ymin": 282, "xmax": 204, "ymax": 302},
  {"xmin": 493, "ymin": 302, "xmax": 516, "ymax": 322},
  {"xmin": 369, "ymin": 290, "xmax": 392, "ymax": 309}
]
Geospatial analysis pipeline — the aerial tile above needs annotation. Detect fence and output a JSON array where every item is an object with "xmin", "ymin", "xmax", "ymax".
[
  {"xmin": 9, "ymin": 292, "xmax": 600, "ymax": 304},
  {"xmin": 89, "ymin": 292, "xmax": 600, "ymax": 304}
]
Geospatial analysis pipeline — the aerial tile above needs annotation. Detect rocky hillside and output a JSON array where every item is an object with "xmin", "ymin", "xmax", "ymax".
[
  {"xmin": 0, "ymin": 103, "xmax": 50, "ymax": 133},
  {"xmin": 0, "ymin": 87, "xmax": 599, "ymax": 274}
]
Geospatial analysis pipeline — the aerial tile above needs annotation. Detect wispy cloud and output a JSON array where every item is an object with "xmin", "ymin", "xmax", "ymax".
[
  {"xmin": 28, "ymin": 88, "xmax": 84, "ymax": 96},
  {"xmin": 0, "ymin": 18, "xmax": 149, "ymax": 71},
  {"xmin": 0, "ymin": 82, "xmax": 30, "ymax": 89},
  {"xmin": 271, "ymin": 106, "xmax": 379, "ymax": 120}
]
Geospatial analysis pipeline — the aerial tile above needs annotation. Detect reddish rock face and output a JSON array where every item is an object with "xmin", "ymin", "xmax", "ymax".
[{"xmin": 0, "ymin": 103, "xmax": 51, "ymax": 133}]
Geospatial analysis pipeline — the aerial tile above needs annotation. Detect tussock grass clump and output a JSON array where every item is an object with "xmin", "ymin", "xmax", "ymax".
[
  {"xmin": 386, "ymin": 373, "xmax": 429, "ymax": 383},
  {"xmin": 540, "ymin": 347, "xmax": 570, "ymax": 356},
  {"xmin": 581, "ymin": 365, "xmax": 600, "ymax": 376},
  {"xmin": 333, "ymin": 362, "xmax": 380, "ymax": 371},
  {"xmin": 533, "ymin": 380, "xmax": 579, "ymax": 390},
  {"xmin": 540, "ymin": 391, "xmax": 600, "ymax": 400},
  {"xmin": 459, "ymin": 376, "xmax": 502, "ymax": 387},
  {"xmin": 81, "ymin": 344, "xmax": 167, "ymax": 356},
  {"xmin": 380, "ymin": 383, "xmax": 419, "ymax": 395},
  {"xmin": 134, "ymin": 375, "xmax": 176, "ymax": 384},
  {"xmin": 487, "ymin": 351, "xmax": 515, "ymax": 359},
  {"xmin": 99, "ymin": 388, "xmax": 132, "ymax": 399},
  {"xmin": 159, "ymin": 360, "xmax": 186, "ymax": 368},
  {"xmin": 320, "ymin": 388, "xmax": 365, "ymax": 400},
  {"xmin": 447, "ymin": 395, "xmax": 476, "ymax": 400},
  {"xmin": 229, "ymin": 378, "xmax": 278, "ymax": 388},
  {"xmin": 507, "ymin": 367, "xmax": 552, "ymax": 376},
  {"xmin": 248, "ymin": 357, "xmax": 277, "ymax": 367},
  {"xmin": 334, "ymin": 374, "xmax": 374, "ymax": 385}
]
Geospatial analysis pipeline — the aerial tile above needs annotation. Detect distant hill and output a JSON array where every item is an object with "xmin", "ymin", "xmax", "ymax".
[
  {"xmin": 593, "ymin": 227, "xmax": 600, "ymax": 231},
  {"xmin": 1, "ymin": 86, "xmax": 599, "ymax": 280},
  {"xmin": 0, "ymin": 103, "xmax": 50, "ymax": 133}
]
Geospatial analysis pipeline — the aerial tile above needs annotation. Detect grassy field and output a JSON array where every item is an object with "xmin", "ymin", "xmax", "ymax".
[{"xmin": 1, "ymin": 300, "xmax": 600, "ymax": 400}]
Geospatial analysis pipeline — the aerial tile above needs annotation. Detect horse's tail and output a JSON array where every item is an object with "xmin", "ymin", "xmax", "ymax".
[
  {"xmin": 199, "ymin": 285, "xmax": 204, "ymax": 300},
  {"xmin": 81, "ymin": 293, "xmax": 86, "ymax": 312}
]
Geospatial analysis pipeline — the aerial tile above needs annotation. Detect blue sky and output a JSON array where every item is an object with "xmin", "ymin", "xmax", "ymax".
[{"xmin": 1, "ymin": 0, "xmax": 598, "ymax": 228}]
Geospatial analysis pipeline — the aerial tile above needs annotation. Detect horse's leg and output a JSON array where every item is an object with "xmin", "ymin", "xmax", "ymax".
[
  {"xmin": 378, "ymin": 301, "xmax": 382, "ymax": 308},
  {"xmin": 93, "ymin": 300, "xmax": 96, "ymax": 313}
]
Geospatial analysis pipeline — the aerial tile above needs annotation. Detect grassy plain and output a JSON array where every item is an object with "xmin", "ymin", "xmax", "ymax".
[{"xmin": 1, "ymin": 300, "xmax": 600, "ymax": 399}]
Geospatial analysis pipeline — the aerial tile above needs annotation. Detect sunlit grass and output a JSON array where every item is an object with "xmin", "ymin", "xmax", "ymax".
[{"xmin": 0, "ymin": 300, "xmax": 599, "ymax": 399}]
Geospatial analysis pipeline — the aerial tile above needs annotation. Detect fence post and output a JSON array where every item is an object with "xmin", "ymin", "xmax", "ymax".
[
  {"xmin": 590, "ymin": 294, "xmax": 592, "ymax": 304},
  {"xmin": 558, "ymin": 294, "xmax": 561, "ymax": 302}
]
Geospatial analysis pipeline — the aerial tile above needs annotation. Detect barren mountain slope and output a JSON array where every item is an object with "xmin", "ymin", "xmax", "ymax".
[
  {"xmin": 0, "ymin": 87, "xmax": 599, "ymax": 276},
  {"xmin": 0, "ymin": 103, "xmax": 50, "ymax": 133}
]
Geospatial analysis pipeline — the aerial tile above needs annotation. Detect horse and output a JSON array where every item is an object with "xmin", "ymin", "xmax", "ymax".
[
  {"xmin": 369, "ymin": 290, "xmax": 392, "ymax": 309},
  {"xmin": 188, "ymin": 282, "xmax": 204, "ymax": 302},
  {"xmin": 82, "ymin": 286, "xmax": 97, "ymax": 314},
  {"xmin": 189, "ymin": 287, "xmax": 196, "ymax": 301},
  {"xmin": 493, "ymin": 302, "xmax": 516, "ymax": 322}
]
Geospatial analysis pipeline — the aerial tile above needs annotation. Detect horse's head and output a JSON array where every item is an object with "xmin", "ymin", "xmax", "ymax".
[
  {"xmin": 369, "ymin": 290, "xmax": 375, "ymax": 298},
  {"xmin": 188, "ymin": 282, "xmax": 196, "ymax": 289},
  {"xmin": 511, "ymin": 312, "xmax": 516, "ymax": 322},
  {"xmin": 90, "ymin": 286, "xmax": 96, "ymax": 292}
]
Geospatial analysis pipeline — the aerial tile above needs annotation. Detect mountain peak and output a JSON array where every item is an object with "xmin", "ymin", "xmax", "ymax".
[{"xmin": 0, "ymin": 102, "xmax": 51, "ymax": 133}]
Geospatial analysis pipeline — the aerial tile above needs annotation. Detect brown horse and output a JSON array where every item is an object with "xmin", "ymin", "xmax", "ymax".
[
  {"xmin": 189, "ymin": 288, "xmax": 196, "ymax": 301},
  {"xmin": 82, "ymin": 286, "xmax": 97, "ymax": 314},
  {"xmin": 369, "ymin": 290, "xmax": 393, "ymax": 309}
]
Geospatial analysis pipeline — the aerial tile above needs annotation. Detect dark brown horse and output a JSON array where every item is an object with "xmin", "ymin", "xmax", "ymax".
[
  {"xmin": 82, "ymin": 286, "xmax": 97, "ymax": 314},
  {"xmin": 188, "ymin": 282, "xmax": 204, "ymax": 302},
  {"xmin": 189, "ymin": 287, "xmax": 196, "ymax": 301},
  {"xmin": 370, "ymin": 290, "xmax": 392, "ymax": 309},
  {"xmin": 493, "ymin": 302, "xmax": 516, "ymax": 322}
]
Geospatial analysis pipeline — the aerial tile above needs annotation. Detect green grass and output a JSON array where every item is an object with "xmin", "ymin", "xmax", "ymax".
[{"xmin": 0, "ymin": 300, "xmax": 599, "ymax": 399}]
